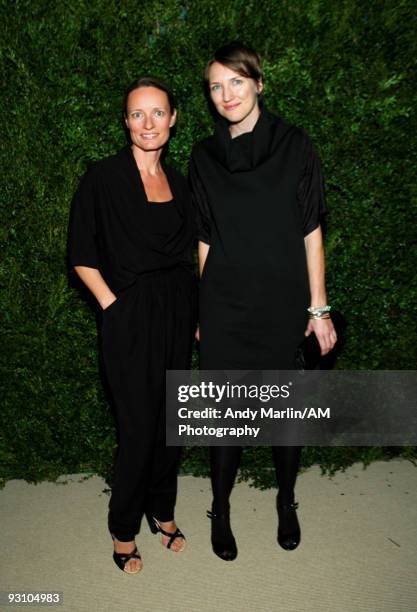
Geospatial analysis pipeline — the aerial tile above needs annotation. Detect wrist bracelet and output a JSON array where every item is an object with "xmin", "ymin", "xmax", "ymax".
[
  {"xmin": 309, "ymin": 313, "xmax": 331, "ymax": 320},
  {"xmin": 307, "ymin": 305, "xmax": 331, "ymax": 317}
]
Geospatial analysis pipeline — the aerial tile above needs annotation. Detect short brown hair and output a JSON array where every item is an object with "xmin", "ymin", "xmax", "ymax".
[
  {"xmin": 123, "ymin": 76, "xmax": 176, "ymax": 115},
  {"xmin": 204, "ymin": 41, "xmax": 263, "ymax": 84}
]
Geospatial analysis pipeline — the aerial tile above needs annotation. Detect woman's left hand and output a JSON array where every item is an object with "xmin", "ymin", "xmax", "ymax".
[{"xmin": 304, "ymin": 318, "xmax": 337, "ymax": 356}]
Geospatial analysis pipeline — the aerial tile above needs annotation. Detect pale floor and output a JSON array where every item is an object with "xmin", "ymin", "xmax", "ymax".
[{"xmin": 1, "ymin": 459, "xmax": 417, "ymax": 612}]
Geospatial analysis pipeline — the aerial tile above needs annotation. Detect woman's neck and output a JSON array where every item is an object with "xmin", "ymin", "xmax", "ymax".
[{"xmin": 131, "ymin": 144, "xmax": 163, "ymax": 176}]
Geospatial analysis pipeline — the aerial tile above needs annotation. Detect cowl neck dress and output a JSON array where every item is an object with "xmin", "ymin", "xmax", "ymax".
[{"xmin": 189, "ymin": 108, "xmax": 326, "ymax": 369}]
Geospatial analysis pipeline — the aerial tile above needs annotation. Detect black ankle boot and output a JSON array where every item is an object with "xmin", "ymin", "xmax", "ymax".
[
  {"xmin": 206, "ymin": 506, "xmax": 238, "ymax": 561},
  {"xmin": 277, "ymin": 497, "xmax": 301, "ymax": 551}
]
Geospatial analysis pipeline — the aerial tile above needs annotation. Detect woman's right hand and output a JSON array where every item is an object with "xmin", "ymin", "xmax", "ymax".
[
  {"xmin": 73, "ymin": 266, "xmax": 117, "ymax": 312},
  {"xmin": 101, "ymin": 294, "xmax": 117, "ymax": 310},
  {"xmin": 195, "ymin": 326, "xmax": 200, "ymax": 341}
]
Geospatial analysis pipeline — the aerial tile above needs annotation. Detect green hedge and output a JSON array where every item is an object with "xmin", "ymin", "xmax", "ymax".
[{"xmin": 1, "ymin": 0, "xmax": 416, "ymax": 488}]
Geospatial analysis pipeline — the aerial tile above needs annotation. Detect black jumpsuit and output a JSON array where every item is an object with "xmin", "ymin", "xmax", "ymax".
[
  {"xmin": 68, "ymin": 146, "xmax": 197, "ymax": 541},
  {"xmin": 189, "ymin": 108, "xmax": 326, "ymax": 508}
]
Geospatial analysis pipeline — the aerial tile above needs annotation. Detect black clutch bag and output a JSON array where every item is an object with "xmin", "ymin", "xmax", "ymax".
[{"xmin": 294, "ymin": 311, "xmax": 346, "ymax": 371}]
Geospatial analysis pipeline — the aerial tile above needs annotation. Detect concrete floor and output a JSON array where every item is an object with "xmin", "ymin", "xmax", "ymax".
[{"xmin": 1, "ymin": 459, "xmax": 416, "ymax": 612}]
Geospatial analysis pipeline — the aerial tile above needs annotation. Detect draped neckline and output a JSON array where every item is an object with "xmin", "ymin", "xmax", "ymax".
[
  {"xmin": 212, "ymin": 107, "xmax": 289, "ymax": 173},
  {"xmin": 119, "ymin": 145, "xmax": 180, "ymax": 207},
  {"xmin": 113, "ymin": 145, "xmax": 192, "ymax": 255}
]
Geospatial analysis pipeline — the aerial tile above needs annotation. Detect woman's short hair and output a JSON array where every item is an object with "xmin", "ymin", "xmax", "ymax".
[
  {"xmin": 123, "ymin": 76, "xmax": 176, "ymax": 115},
  {"xmin": 204, "ymin": 41, "xmax": 263, "ymax": 83}
]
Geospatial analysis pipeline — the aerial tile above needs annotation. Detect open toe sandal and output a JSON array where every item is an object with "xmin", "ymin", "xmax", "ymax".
[
  {"xmin": 111, "ymin": 534, "xmax": 143, "ymax": 574},
  {"xmin": 146, "ymin": 515, "xmax": 186, "ymax": 552}
]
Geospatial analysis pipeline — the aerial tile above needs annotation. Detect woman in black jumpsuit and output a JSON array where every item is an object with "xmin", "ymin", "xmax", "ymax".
[
  {"xmin": 68, "ymin": 78, "xmax": 196, "ymax": 573},
  {"xmin": 189, "ymin": 43, "xmax": 337, "ymax": 560}
]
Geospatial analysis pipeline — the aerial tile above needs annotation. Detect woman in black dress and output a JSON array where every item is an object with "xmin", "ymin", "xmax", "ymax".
[
  {"xmin": 68, "ymin": 78, "xmax": 196, "ymax": 573},
  {"xmin": 190, "ymin": 42, "xmax": 337, "ymax": 560}
]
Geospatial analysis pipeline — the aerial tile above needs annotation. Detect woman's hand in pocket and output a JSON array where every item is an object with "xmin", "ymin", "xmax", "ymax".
[{"xmin": 101, "ymin": 294, "xmax": 117, "ymax": 311}]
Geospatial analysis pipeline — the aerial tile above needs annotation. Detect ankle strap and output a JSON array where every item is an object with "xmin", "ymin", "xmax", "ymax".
[
  {"xmin": 277, "ymin": 501, "xmax": 299, "ymax": 510},
  {"xmin": 207, "ymin": 510, "xmax": 231, "ymax": 519}
]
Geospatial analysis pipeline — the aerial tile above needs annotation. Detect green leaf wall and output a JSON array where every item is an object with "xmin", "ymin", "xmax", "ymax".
[{"xmin": 1, "ymin": 0, "xmax": 416, "ymax": 487}]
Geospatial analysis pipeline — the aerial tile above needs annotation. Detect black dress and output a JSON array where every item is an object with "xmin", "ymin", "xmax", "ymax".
[
  {"xmin": 68, "ymin": 145, "xmax": 197, "ymax": 541},
  {"xmin": 189, "ymin": 108, "xmax": 326, "ymax": 370}
]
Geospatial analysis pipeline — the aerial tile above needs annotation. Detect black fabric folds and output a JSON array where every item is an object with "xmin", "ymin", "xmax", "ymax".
[
  {"xmin": 191, "ymin": 109, "xmax": 327, "ymax": 241},
  {"xmin": 68, "ymin": 146, "xmax": 196, "ymax": 293}
]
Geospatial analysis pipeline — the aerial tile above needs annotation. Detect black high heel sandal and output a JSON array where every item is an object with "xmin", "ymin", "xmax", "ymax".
[
  {"xmin": 207, "ymin": 508, "xmax": 238, "ymax": 561},
  {"xmin": 111, "ymin": 534, "xmax": 142, "ymax": 574},
  {"xmin": 277, "ymin": 500, "xmax": 301, "ymax": 551},
  {"xmin": 146, "ymin": 514, "xmax": 186, "ymax": 552}
]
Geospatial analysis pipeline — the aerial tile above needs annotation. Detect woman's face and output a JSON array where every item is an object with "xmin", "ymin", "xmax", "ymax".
[
  {"xmin": 125, "ymin": 86, "xmax": 176, "ymax": 152},
  {"xmin": 208, "ymin": 62, "xmax": 263, "ymax": 125}
]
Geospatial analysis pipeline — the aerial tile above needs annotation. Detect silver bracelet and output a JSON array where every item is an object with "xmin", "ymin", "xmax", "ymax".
[
  {"xmin": 309, "ymin": 313, "xmax": 331, "ymax": 320},
  {"xmin": 307, "ymin": 305, "xmax": 331, "ymax": 317}
]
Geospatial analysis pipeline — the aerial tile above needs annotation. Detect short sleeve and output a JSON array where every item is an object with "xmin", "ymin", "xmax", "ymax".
[
  {"xmin": 67, "ymin": 167, "xmax": 99, "ymax": 268},
  {"xmin": 297, "ymin": 136, "xmax": 327, "ymax": 237},
  {"xmin": 188, "ymin": 156, "xmax": 211, "ymax": 245}
]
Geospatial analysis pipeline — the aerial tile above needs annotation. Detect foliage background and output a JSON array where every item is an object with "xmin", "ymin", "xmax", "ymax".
[{"xmin": 1, "ymin": 0, "xmax": 416, "ymax": 487}]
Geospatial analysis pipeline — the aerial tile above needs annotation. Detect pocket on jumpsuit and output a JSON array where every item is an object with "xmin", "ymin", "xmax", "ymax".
[
  {"xmin": 101, "ymin": 291, "xmax": 127, "ymax": 374},
  {"xmin": 102, "ymin": 295, "xmax": 120, "ymax": 314},
  {"xmin": 101, "ymin": 293, "xmax": 122, "ymax": 338}
]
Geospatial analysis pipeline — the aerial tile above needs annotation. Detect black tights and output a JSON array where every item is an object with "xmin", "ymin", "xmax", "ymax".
[{"xmin": 210, "ymin": 446, "xmax": 302, "ymax": 511}]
